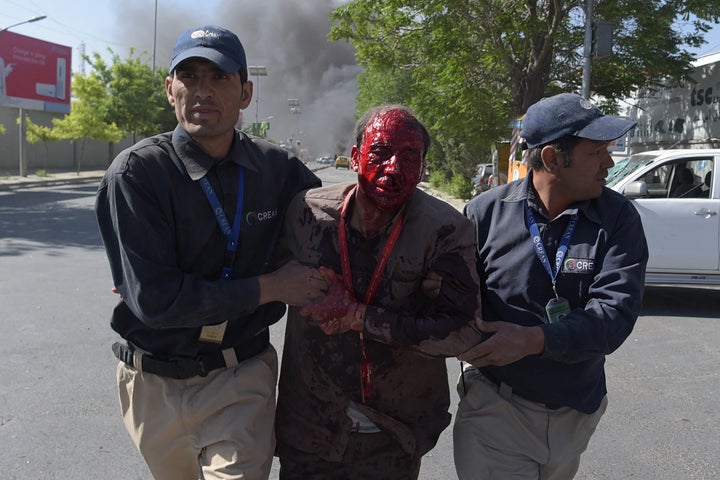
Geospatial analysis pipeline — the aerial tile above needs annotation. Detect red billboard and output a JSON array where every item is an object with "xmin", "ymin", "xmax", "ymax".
[{"xmin": 0, "ymin": 31, "xmax": 71, "ymax": 113}]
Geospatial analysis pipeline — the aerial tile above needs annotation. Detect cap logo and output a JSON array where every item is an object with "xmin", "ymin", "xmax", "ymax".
[
  {"xmin": 190, "ymin": 29, "xmax": 220, "ymax": 40},
  {"xmin": 579, "ymin": 99, "xmax": 594, "ymax": 110}
]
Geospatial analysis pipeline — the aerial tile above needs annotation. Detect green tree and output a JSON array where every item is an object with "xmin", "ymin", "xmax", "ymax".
[
  {"xmin": 329, "ymin": 0, "xmax": 720, "ymax": 179},
  {"xmin": 86, "ymin": 48, "xmax": 175, "ymax": 141},
  {"xmin": 25, "ymin": 117, "xmax": 60, "ymax": 170},
  {"xmin": 330, "ymin": 0, "xmax": 511, "ymax": 182},
  {"xmin": 52, "ymin": 72, "xmax": 123, "ymax": 174}
]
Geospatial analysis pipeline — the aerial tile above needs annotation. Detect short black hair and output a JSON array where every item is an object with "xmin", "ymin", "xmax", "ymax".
[{"xmin": 527, "ymin": 135, "xmax": 582, "ymax": 170}]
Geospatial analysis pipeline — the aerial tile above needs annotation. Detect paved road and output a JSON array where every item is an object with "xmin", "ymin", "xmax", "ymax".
[{"xmin": 1, "ymin": 175, "xmax": 718, "ymax": 479}]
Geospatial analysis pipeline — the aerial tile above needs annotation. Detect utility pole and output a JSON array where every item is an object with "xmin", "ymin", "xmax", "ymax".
[
  {"xmin": 582, "ymin": 0, "xmax": 593, "ymax": 99},
  {"xmin": 78, "ymin": 42, "xmax": 86, "ymax": 76},
  {"xmin": 248, "ymin": 66, "xmax": 268, "ymax": 133},
  {"xmin": 152, "ymin": 0, "xmax": 158, "ymax": 73}
]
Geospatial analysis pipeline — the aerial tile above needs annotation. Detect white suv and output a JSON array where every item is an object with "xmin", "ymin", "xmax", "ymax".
[{"xmin": 607, "ymin": 149, "xmax": 719, "ymax": 285}]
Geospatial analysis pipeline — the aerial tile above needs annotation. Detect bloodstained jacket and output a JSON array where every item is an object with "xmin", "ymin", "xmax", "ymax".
[{"xmin": 276, "ymin": 182, "xmax": 485, "ymax": 461}]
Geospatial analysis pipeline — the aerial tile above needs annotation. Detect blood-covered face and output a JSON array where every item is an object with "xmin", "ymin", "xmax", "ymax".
[{"xmin": 351, "ymin": 110, "xmax": 426, "ymax": 211}]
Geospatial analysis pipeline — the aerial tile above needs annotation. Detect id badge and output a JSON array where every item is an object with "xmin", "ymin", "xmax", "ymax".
[
  {"xmin": 199, "ymin": 321, "xmax": 228, "ymax": 343},
  {"xmin": 360, "ymin": 358, "xmax": 375, "ymax": 403},
  {"xmin": 545, "ymin": 297, "xmax": 570, "ymax": 323}
]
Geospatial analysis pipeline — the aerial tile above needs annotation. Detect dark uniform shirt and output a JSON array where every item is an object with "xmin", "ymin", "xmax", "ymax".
[
  {"xmin": 463, "ymin": 172, "xmax": 649, "ymax": 413},
  {"xmin": 95, "ymin": 125, "xmax": 320, "ymax": 358},
  {"xmin": 276, "ymin": 182, "xmax": 485, "ymax": 461}
]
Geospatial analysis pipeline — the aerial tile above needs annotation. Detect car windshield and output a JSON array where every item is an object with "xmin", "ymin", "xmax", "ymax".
[{"xmin": 606, "ymin": 153, "xmax": 661, "ymax": 188}]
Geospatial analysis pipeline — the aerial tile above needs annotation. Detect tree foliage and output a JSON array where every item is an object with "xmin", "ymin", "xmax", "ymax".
[
  {"xmin": 329, "ymin": 0, "xmax": 720, "ymax": 180},
  {"xmin": 52, "ymin": 72, "xmax": 123, "ymax": 173},
  {"xmin": 86, "ymin": 48, "xmax": 176, "ymax": 141},
  {"xmin": 25, "ymin": 117, "xmax": 60, "ymax": 170},
  {"xmin": 36, "ymin": 48, "xmax": 176, "ymax": 173}
]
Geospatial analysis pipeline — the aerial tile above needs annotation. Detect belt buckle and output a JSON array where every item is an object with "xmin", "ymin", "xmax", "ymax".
[{"xmin": 173, "ymin": 356, "xmax": 205, "ymax": 378}]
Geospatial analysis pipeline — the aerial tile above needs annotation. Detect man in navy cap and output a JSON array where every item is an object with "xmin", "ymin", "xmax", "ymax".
[
  {"xmin": 453, "ymin": 93, "xmax": 649, "ymax": 479},
  {"xmin": 96, "ymin": 25, "xmax": 324, "ymax": 479}
]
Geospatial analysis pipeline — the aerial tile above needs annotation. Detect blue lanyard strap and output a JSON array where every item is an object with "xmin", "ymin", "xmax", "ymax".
[
  {"xmin": 525, "ymin": 201, "xmax": 578, "ymax": 291},
  {"xmin": 199, "ymin": 166, "xmax": 245, "ymax": 279}
]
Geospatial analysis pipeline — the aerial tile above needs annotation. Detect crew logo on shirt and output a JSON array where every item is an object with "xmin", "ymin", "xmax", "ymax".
[
  {"xmin": 563, "ymin": 258, "xmax": 594, "ymax": 274},
  {"xmin": 245, "ymin": 208, "xmax": 277, "ymax": 226}
]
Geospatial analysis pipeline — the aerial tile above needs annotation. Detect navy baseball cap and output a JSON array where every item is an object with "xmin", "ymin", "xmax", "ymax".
[
  {"xmin": 169, "ymin": 25, "xmax": 247, "ymax": 73},
  {"xmin": 520, "ymin": 93, "xmax": 636, "ymax": 148}
]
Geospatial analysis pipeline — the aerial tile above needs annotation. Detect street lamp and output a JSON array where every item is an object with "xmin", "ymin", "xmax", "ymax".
[
  {"xmin": 287, "ymin": 99, "xmax": 301, "ymax": 147},
  {"xmin": 581, "ymin": 0, "xmax": 593, "ymax": 98},
  {"xmin": 0, "ymin": 15, "xmax": 47, "ymax": 33},
  {"xmin": 0, "ymin": 15, "xmax": 48, "ymax": 177},
  {"xmin": 248, "ymin": 66, "xmax": 267, "ymax": 128}
]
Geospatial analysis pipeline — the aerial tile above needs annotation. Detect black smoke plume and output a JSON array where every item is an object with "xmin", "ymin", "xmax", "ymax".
[{"xmin": 120, "ymin": 0, "xmax": 360, "ymax": 159}]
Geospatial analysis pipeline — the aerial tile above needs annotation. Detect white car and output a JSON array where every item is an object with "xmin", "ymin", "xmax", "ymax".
[{"xmin": 607, "ymin": 149, "xmax": 719, "ymax": 285}]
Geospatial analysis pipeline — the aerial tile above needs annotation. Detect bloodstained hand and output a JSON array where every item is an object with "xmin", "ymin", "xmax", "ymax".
[{"xmin": 299, "ymin": 267, "xmax": 365, "ymax": 335}]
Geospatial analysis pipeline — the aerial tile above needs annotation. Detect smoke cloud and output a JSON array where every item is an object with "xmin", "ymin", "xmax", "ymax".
[{"xmin": 118, "ymin": 0, "xmax": 361, "ymax": 158}]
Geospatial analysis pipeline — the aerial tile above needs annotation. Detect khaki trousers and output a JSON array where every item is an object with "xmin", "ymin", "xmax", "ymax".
[
  {"xmin": 117, "ymin": 345, "xmax": 278, "ymax": 480},
  {"xmin": 453, "ymin": 366, "xmax": 607, "ymax": 480}
]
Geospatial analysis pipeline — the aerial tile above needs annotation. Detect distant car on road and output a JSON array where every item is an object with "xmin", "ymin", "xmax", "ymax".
[
  {"xmin": 316, "ymin": 156, "xmax": 333, "ymax": 164},
  {"xmin": 607, "ymin": 149, "xmax": 719, "ymax": 285},
  {"xmin": 334, "ymin": 155, "xmax": 350, "ymax": 169}
]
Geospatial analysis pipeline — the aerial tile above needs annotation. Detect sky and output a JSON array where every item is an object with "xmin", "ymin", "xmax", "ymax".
[{"xmin": 2, "ymin": 0, "xmax": 720, "ymax": 156}]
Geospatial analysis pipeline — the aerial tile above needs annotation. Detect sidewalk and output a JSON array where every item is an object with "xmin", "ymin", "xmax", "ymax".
[
  {"xmin": 418, "ymin": 182, "xmax": 467, "ymax": 211},
  {"xmin": 0, "ymin": 169, "xmax": 106, "ymax": 190}
]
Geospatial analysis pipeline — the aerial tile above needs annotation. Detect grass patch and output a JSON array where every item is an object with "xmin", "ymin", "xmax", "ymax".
[{"xmin": 428, "ymin": 170, "xmax": 473, "ymax": 200}]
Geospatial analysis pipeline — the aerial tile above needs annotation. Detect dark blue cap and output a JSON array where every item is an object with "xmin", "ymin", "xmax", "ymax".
[
  {"xmin": 520, "ymin": 93, "xmax": 636, "ymax": 148},
  {"xmin": 169, "ymin": 25, "xmax": 247, "ymax": 73}
]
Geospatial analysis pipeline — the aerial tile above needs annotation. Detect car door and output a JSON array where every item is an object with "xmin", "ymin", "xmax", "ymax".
[{"xmin": 630, "ymin": 156, "xmax": 719, "ymax": 272}]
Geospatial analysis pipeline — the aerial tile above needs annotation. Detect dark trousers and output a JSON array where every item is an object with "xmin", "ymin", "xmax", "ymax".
[{"xmin": 278, "ymin": 431, "xmax": 421, "ymax": 480}]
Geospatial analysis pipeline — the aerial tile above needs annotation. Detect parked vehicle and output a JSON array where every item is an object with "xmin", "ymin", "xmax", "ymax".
[
  {"xmin": 607, "ymin": 149, "xmax": 719, "ymax": 285},
  {"xmin": 471, "ymin": 163, "xmax": 494, "ymax": 195},
  {"xmin": 334, "ymin": 155, "xmax": 350, "ymax": 169}
]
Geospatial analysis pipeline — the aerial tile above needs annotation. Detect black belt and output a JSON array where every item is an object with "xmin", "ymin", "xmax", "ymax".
[
  {"xmin": 112, "ymin": 328, "xmax": 270, "ymax": 379},
  {"xmin": 478, "ymin": 368, "xmax": 563, "ymax": 410}
]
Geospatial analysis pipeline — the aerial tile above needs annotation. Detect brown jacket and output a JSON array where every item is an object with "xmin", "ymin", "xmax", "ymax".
[{"xmin": 276, "ymin": 182, "xmax": 484, "ymax": 461}]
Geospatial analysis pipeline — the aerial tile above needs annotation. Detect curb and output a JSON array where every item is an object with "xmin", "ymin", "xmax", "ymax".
[
  {"xmin": 1, "ymin": 165, "xmax": 330, "ymax": 191},
  {"xmin": 0, "ymin": 173, "xmax": 104, "ymax": 190}
]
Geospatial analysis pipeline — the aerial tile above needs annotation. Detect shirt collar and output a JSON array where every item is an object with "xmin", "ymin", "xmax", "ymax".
[
  {"xmin": 502, "ymin": 170, "xmax": 602, "ymax": 225},
  {"xmin": 171, "ymin": 125, "xmax": 260, "ymax": 181}
]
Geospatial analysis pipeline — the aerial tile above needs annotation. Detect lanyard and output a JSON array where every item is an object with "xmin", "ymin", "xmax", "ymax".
[
  {"xmin": 338, "ymin": 186, "xmax": 405, "ymax": 388},
  {"xmin": 525, "ymin": 201, "xmax": 577, "ymax": 297},
  {"xmin": 338, "ymin": 185, "xmax": 406, "ymax": 305},
  {"xmin": 198, "ymin": 166, "xmax": 245, "ymax": 280}
]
